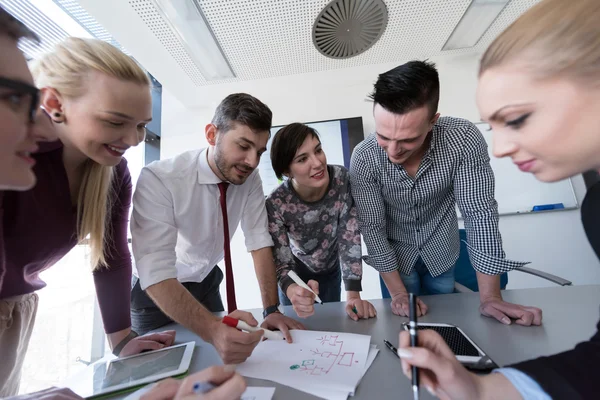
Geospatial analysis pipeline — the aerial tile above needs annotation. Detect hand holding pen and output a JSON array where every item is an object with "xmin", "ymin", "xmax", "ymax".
[
  {"xmin": 137, "ymin": 365, "xmax": 245, "ymax": 400},
  {"xmin": 286, "ymin": 270, "xmax": 322, "ymax": 318}
]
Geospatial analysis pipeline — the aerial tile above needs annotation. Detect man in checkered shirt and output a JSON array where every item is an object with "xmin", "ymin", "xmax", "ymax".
[{"xmin": 350, "ymin": 61, "xmax": 542, "ymax": 326}]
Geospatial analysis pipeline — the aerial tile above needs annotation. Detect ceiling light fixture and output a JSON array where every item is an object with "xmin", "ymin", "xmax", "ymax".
[
  {"xmin": 150, "ymin": 0, "xmax": 235, "ymax": 80},
  {"xmin": 442, "ymin": 0, "xmax": 510, "ymax": 51}
]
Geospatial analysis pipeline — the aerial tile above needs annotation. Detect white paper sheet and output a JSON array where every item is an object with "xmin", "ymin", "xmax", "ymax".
[
  {"xmin": 236, "ymin": 330, "xmax": 371, "ymax": 394},
  {"xmin": 241, "ymin": 386, "xmax": 276, "ymax": 400},
  {"xmin": 272, "ymin": 345, "xmax": 379, "ymax": 400}
]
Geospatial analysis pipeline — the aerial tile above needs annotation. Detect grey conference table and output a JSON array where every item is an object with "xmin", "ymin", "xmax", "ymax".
[{"xmin": 121, "ymin": 285, "xmax": 600, "ymax": 399}]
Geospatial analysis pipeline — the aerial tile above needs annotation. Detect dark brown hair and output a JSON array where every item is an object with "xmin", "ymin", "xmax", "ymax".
[
  {"xmin": 270, "ymin": 122, "xmax": 320, "ymax": 180},
  {"xmin": 369, "ymin": 60, "xmax": 440, "ymax": 118},
  {"xmin": 212, "ymin": 93, "xmax": 272, "ymax": 134}
]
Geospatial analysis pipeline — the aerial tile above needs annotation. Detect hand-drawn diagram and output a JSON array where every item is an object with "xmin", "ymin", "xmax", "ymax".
[{"xmin": 289, "ymin": 334, "xmax": 360, "ymax": 375}]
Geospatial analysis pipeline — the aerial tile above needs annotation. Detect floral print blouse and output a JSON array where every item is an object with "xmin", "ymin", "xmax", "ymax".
[{"xmin": 265, "ymin": 165, "xmax": 363, "ymax": 295}]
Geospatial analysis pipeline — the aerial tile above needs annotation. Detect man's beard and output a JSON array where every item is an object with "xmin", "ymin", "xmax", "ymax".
[{"xmin": 214, "ymin": 147, "xmax": 253, "ymax": 185}]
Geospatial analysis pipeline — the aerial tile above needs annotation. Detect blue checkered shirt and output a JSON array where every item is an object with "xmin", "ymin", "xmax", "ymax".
[{"xmin": 350, "ymin": 116, "xmax": 527, "ymax": 276}]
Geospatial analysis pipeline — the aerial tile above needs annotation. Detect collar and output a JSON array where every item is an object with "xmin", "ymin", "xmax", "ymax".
[
  {"xmin": 423, "ymin": 122, "xmax": 440, "ymax": 159},
  {"xmin": 197, "ymin": 147, "xmax": 225, "ymax": 185}
]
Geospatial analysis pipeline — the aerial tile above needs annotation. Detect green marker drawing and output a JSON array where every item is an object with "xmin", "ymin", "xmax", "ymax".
[{"xmin": 290, "ymin": 364, "xmax": 300, "ymax": 370}]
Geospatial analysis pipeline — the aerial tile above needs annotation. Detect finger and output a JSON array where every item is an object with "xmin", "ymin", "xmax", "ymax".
[
  {"xmin": 481, "ymin": 304, "xmax": 511, "ymax": 325},
  {"xmin": 401, "ymin": 301, "xmax": 410, "ymax": 317},
  {"xmin": 368, "ymin": 303, "xmax": 377, "ymax": 318},
  {"xmin": 418, "ymin": 299, "xmax": 428, "ymax": 315},
  {"xmin": 390, "ymin": 300, "xmax": 407, "ymax": 316},
  {"xmin": 229, "ymin": 310, "xmax": 259, "ymax": 327},
  {"xmin": 266, "ymin": 320, "xmax": 292, "ymax": 343},
  {"xmin": 345, "ymin": 304, "xmax": 359, "ymax": 321},
  {"xmin": 355, "ymin": 301, "xmax": 367, "ymax": 319},
  {"xmin": 139, "ymin": 332, "xmax": 176, "ymax": 346},
  {"xmin": 514, "ymin": 310, "xmax": 534, "ymax": 326},
  {"xmin": 230, "ymin": 329, "xmax": 264, "ymax": 346},
  {"xmin": 292, "ymin": 294, "xmax": 316, "ymax": 306},
  {"xmin": 293, "ymin": 303, "xmax": 315, "ymax": 315},
  {"xmin": 307, "ymin": 280, "xmax": 320, "ymax": 295},
  {"xmin": 396, "ymin": 346, "xmax": 459, "ymax": 383},
  {"xmin": 416, "ymin": 302, "xmax": 423, "ymax": 317},
  {"xmin": 400, "ymin": 358, "xmax": 411, "ymax": 378},
  {"xmin": 525, "ymin": 306, "xmax": 543, "ymax": 325},
  {"xmin": 293, "ymin": 308, "xmax": 313, "ymax": 318},
  {"xmin": 130, "ymin": 340, "xmax": 165, "ymax": 354},
  {"xmin": 399, "ymin": 330, "xmax": 457, "ymax": 360}
]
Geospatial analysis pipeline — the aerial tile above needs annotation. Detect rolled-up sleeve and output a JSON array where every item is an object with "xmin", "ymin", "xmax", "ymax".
[
  {"xmin": 350, "ymin": 148, "xmax": 398, "ymax": 273},
  {"xmin": 454, "ymin": 125, "xmax": 528, "ymax": 275},
  {"xmin": 240, "ymin": 172, "xmax": 274, "ymax": 251},
  {"xmin": 131, "ymin": 167, "xmax": 179, "ymax": 290}
]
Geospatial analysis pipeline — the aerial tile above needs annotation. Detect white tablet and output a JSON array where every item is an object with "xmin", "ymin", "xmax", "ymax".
[{"xmin": 65, "ymin": 341, "xmax": 195, "ymax": 398}]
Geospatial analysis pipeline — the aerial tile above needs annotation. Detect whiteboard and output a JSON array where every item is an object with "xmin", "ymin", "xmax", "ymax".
[
  {"xmin": 258, "ymin": 120, "xmax": 347, "ymax": 196},
  {"xmin": 473, "ymin": 122, "xmax": 578, "ymax": 215}
]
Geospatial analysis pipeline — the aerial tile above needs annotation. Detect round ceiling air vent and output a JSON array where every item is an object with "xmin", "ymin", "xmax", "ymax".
[{"xmin": 312, "ymin": 0, "xmax": 388, "ymax": 59}]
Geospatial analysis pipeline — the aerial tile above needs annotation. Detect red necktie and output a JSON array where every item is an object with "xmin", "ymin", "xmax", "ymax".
[{"xmin": 218, "ymin": 182, "xmax": 237, "ymax": 313}]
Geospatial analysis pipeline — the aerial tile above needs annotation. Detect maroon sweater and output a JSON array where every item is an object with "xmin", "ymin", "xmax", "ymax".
[{"xmin": 0, "ymin": 140, "xmax": 132, "ymax": 333}]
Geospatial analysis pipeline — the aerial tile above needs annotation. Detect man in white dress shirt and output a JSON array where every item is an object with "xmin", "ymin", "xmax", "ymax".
[{"xmin": 130, "ymin": 93, "xmax": 304, "ymax": 364}]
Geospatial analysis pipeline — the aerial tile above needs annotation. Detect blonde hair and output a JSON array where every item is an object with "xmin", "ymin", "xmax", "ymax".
[
  {"xmin": 32, "ymin": 38, "xmax": 150, "ymax": 270},
  {"xmin": 480, "ymin": 0, "xmax": 600, "ymax": 83}
]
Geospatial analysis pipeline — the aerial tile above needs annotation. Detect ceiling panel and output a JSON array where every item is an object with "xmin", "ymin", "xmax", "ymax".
[
  {"xmin": 75, "ymin": 0, "xmax": 540, "ymax": 105},
  {"xmin": 123, "ymin": 0, "xmax": 540, "ymax": 86}
]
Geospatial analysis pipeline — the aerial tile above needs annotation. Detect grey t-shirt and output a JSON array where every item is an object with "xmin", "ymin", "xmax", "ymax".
[{"xmin": 266, "ymin": 165, "xmax": 363, "ymax": 294}]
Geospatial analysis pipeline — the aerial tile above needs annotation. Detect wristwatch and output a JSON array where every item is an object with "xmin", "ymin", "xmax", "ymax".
[{"xmin": 263, "ymin": 302, "xmax": 283, "ymax": 318}]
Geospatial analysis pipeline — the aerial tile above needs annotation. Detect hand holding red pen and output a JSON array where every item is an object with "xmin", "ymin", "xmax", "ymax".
[{"xmin": 207, "ymin": 310, "xmax": 263, "ymax": 365}]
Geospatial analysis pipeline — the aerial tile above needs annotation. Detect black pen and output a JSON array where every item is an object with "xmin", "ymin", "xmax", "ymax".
[
  {"xmin": 383, "ymin": 339, "xmax": 399, "ymax": 358},
  {"xmin": 409, "ymin": 293, "xmax": 420, "ymax": 400}
]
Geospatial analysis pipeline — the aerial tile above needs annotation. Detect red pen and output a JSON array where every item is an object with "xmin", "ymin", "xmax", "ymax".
[{"xmin": 221, "ymin": 316, "xmax": 284, "ymax": 340}]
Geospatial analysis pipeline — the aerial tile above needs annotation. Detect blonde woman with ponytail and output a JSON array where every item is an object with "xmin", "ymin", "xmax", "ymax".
[{"xmin": 0, "ymin": 35, "xmax": 175, "ymax": 396}]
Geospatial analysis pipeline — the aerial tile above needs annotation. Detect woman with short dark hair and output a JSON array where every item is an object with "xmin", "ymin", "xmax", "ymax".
[{"xmin": 266, "ymin": 122, "xmax": 376, "ymax": 320}]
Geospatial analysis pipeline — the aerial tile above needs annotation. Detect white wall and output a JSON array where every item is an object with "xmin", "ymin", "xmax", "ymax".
[{"xmin": 160, "ymin": 53, "xmax": 600, "ymax": 309}]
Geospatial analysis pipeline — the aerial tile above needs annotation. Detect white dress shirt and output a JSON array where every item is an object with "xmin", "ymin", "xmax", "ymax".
[{"xmin": 131, "ymin": 148, "xmax": 273, "ymax": 290}]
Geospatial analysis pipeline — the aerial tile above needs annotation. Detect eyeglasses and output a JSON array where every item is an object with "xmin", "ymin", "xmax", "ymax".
[{"xmin": 0, "ymin": 77, "xmax": 40, "ymax": 124}]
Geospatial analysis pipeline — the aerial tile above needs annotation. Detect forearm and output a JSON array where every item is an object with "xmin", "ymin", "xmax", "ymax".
[
  {"xmin": 251, "ymin": 247, "xmax": 279, "ymax": 307},
  {"xmin": 146, "ymin": 278, "xmax": 219, "ymax": 342},
  {"xmin": 381, "ymin": 270, "xmax": 408, "ymax": 297},
  {"xmin": 476, "ymin": 272, "xmax": 503, "ymax": 301}
]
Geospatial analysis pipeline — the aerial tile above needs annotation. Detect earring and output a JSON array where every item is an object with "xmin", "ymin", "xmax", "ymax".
[{"xmin": 52, "ymin": 112, "xmax": 63, "ymax": 124}]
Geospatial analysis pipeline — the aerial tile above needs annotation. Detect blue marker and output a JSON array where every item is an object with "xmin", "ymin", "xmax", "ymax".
[
  {"xmin": 532, "ymin": 203, "xmax": 564, "ymax": 212},
  {"xmin": 193, "ymin": 382, "xmax": 216, "ymax": 394}
]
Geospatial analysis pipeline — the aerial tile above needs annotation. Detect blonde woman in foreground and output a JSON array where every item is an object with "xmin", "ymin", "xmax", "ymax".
[{"xmin": 396, "ymin": 0, "xmax": 600, "ymax": 399}]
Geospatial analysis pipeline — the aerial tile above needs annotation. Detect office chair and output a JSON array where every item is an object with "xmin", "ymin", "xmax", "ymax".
[{"xmin": 380, "ymin": 229, "xmax": 572, "ymax": 298}]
